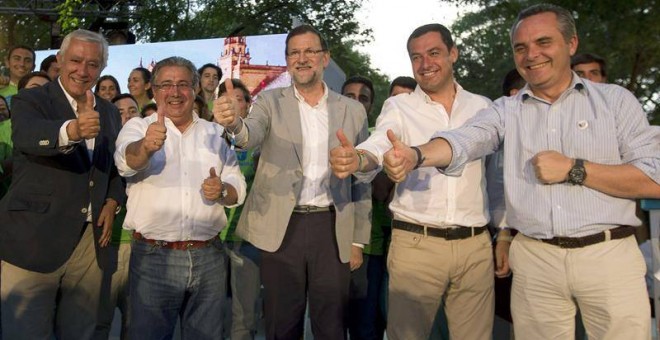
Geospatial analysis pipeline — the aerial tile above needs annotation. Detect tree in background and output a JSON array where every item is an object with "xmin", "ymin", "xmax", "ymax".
[
  {"xmin": 444, "ymin": 0, "xmax": 659, "ymax": 124},
  {"xmin": 0, "ymin": 0, "xmax": 390, "ymax": 119}
]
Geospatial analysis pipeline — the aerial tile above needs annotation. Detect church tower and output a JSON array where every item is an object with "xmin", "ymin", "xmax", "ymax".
[{"xmin": 218, "ymin": 36, "xmax": 252, "ymax": 81}]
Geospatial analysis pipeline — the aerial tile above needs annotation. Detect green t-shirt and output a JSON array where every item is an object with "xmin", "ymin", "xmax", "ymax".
[
  {"xmin": 0, "ymin": 83, "xmax": 17, "ymax": 106},
  {"xmin": 0, "ymin": 120, "xmax": 13, "ymax": 198},
  {"xmin": 110, "ymin": 208, "xmax": 132, "ymax": 244},
  {"xmin": 220, "ymin": 148, "xmax": 256, "ymax": 241}
]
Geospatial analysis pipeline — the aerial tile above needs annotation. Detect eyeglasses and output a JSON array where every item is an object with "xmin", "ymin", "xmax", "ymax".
[
  {"xmin": 286, "ymin": 49, "xmax": 326, "ymax": 60},
  {"xmin": 153, "ymin": 83, "xmax": 194, "ymax": 92}
]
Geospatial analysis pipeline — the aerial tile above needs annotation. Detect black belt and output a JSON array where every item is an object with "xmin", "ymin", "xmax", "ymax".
[
  {"xmin": 293, "ymin": 205, "xmax": 335, "ymax": 214},
  {"xmin": 392, "ymin": 220, "xmax": 486, "ymax": 240},
  {"xmin": 539, "ymin": 226, "xmax": 635, "ymax": 249}
]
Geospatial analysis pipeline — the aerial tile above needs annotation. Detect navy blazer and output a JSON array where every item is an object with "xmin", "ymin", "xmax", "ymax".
[{"xmin": 0, "ymin": 81, "xmax": 125, "ymax": 273}]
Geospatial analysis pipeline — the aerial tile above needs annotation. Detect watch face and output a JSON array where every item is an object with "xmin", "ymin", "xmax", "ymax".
[{"xmin": 569, "ymin": 167, "xmax": 586, "ymax": 184}]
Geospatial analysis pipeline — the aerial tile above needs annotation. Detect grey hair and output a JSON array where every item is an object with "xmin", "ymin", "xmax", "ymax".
[
  {"xmin": 151, "ymin": 56, "xmax": 200, "ymax": 88},
  {"xmin": 510, "ymin": 3, "xmax": 577, "ymax": 45},
  {"xmin": 59, "ymin": 29, "xmax": 109, "ymax": 70}
]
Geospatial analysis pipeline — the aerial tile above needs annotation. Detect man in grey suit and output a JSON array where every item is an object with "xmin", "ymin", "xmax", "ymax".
[{"xmin": 214, "ymin": 24, "xmax": 371, "ymax": 340}]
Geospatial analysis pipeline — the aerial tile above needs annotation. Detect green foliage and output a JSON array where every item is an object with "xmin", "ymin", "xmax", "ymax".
[
  {"xmin": 443, "ymin": 0, "xmax": 660, "ymax": 123},
  {"xmin": 56, "ymin": 0, "xmax": 84, "ymax": 34}
]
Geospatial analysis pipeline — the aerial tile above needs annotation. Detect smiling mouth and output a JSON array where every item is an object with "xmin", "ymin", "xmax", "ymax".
[{"xmin": 528, "ymin": 61, "xmax": 550, "ymax": 70}]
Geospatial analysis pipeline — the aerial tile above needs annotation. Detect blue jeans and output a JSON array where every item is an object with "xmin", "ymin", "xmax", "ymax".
[{"xmin": 128, "ymin": 238, "xmax": 227, "ymax": 340}]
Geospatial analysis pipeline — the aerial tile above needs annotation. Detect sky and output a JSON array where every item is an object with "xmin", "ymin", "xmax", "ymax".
[{"xmin": 354, "ymin": 0, "xmax": 471, "ymax": 80}]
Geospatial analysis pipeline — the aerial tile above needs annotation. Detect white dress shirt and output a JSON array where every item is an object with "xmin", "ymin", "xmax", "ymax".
[
  {"xmin": 358, "ymin": 84, "xmax": 491, "ymax": 228},
  {"xmin": 114, "ymin": 113, "xmax": 246, "ymax": 241},
  {"xmin": 294, "ymin": 84, "xmax": 333, "ymax": 206}
]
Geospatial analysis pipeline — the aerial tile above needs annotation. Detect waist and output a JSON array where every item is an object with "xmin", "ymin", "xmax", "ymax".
[
  {"xmin": 293, "ymin": 205, "xmax": 335, "ymax": 214},
  {"xmin": 133, "ymin": 232, "xmax": 215, "ymax": 250},
  {"xmin": 534, "ymin": 226, "xmax": 636, "ymax": 249},
  {"xmin": 392, "ymin": 220, "xmax": 487, "ymax": 240}
]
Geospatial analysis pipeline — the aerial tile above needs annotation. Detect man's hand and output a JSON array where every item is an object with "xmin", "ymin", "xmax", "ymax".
[
  {"xmin": 97, "ymin": 199, "xmax": 118, "ymax": 248},
  {"xmin": 349, "ymin": 245, "xmax": 364, "ymax": 271},
  {"xmin": 330, "ymin": 129, "xmax": 360, "ymax": 179},
  {"xmin": 532, "ymin": 150, "xmax": 573, "ymax": 184},
  {"xmin": 494, "ymin": 239, "xmax": 511, "ymax": 278},
  {"xmin": 383, "ymin": 129, "xmax": 417, "ymax": 183},
  {"xmin": 213, "ymin": 78, "xmax": 240, "ymax": 131},
  {"xmin": 143, "ymin": 110, "xmax": 167, "ymax": 154},
  {"xmin": 68, "ymin": 91, "xmax": 100, "ymax": 141},
  {"xmin": 202, "ymin": 167, "xmax": 223, "ymax": 201}
]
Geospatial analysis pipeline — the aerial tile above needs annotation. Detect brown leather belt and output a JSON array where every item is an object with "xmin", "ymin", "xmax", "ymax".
[
  {"xmin": 293, "ymin": 205, "xmax": 335, "ymax": 214},
  {"xmin": 133, "ymin": 232, "xmax": 214, "ymax": 250},
  {"xmin": 392, "ymin": 220, "xmax": 486, "ymax": 240},
  {"xmin": 539, "ymin": 226, "xmax": 635, "ymax": 249}
]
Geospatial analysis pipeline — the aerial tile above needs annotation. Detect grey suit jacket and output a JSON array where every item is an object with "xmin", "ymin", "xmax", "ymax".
[{"xmin": 235, "ymin": 86, "xmax": 371, "ymax": 263}]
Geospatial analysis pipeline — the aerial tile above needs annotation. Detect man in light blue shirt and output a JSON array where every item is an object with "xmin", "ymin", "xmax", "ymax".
[{"xmin": 383, "ymin": 3, "xmax": 660, "ymax": 339}]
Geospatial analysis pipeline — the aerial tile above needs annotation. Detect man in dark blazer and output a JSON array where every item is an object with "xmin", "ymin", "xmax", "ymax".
[
  {"xmin": 0, "ymin": 29, "xmax": 124, "ymax": 339},
  {"xmin": 214, "ymin": 25, "xmax": 371, "ymax": 340}
]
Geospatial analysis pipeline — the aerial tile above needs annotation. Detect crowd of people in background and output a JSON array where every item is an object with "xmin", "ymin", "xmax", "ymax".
[{"xmin": 0, "ymin": 3, "xmax": 659, "ymax": 340}]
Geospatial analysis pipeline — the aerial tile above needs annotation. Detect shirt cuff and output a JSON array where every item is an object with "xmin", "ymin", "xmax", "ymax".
[{"xmin": 352, "ymin": 243, "xmax": 365, "ymax": 249}]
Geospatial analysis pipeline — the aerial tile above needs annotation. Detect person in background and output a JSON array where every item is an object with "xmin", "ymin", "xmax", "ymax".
[
  {"xmin": 39, "ymin": 54, "xmax": 59, "ymax": 81},
  {"xmin": 94, "ymin": 93, "xmax": 140, "ymax": 340},
  {"xmin": 95, "ymin": 75, "xmax": 121, "ymax": 102},
  {"xmin": 140, "ymin": 102, "xmax": 157, "ymax": 117},
  {"xmin": 115, "ymin": 56, "xmax": 246, "ymax": 339},
  {"xmin": 127, "ymin": 67, "xmax": 153, "ymax": 110},
  {"xmin": 571, "ymin": 53, "xmax": 607, "ymax": 83},
  {"xmin": 17, "ymin": 71, "xmax": 50, "ymax": 90},
  {"xmin": 194, "ymin": 95, "xmax": 212, "ymax": 121},
  {"xmin": 0, "ymin": 45, "xmax": 35, "ymax": 104},
  {"xmin": 388, "ymin": 76, "xmax": 416, "ymax": 97},
  {"xmin": 198, "ymin": 63, "xmax": 222, "ymax": 110},
  {"xmin": 0, "ymin": 29, "xmax": 125, "ymax": 339},
  {"xmin": 383, "ymin": 4, "xmax": 660, "ymax": 338},
  {"xmin": 218, "ymin": 78, "xmax": 262, "ymax": 340},
  {"xmin": 0, "ymin": 95, "xmax": 10, "ymax": 198},
  {"xmin": 214, "ymin": 24, "xmax": 371, "ymax": 340}
]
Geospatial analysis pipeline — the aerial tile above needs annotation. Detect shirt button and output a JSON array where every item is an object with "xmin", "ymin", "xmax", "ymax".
[
  {"xmin": 81, "ymin": 207, "xmax": 88, "ymax": 214},
  {"xmin": 89, "ymin": 180, "xmax": 95, "ymax": 187}
]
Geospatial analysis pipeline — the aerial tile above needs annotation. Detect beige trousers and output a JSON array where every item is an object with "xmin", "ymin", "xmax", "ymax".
[
  {"xmin": 1, "ymin": 224, "xmax": 103, "ymax": 340},
  {"xmin": 510, "ymin": 233, "xmax": 650, "ymax": 340},
  {"xmin": 387, "ymin": 229, "xmax": 494, "ymax": 340}
]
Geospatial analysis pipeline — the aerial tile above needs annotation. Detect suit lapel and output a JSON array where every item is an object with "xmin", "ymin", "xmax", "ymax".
[
  {"xmin": 49, "ymin": 82, "xmax": 92, "ymax": 167},
  {"xmin": 327, "ymin": 91, "xmax": 347, "ymax": 150},
  {"xmin": 278, "ymin": 87, "xmax": 303, "ymax": 165}
]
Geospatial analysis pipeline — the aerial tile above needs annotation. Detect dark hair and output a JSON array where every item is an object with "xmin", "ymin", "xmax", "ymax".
[
  {"xmin": 39, "ymin": 54, "xmax": 57, "ymax": 72},
  {"xmin": 140, "ymin": 102, "xmax": 158, "ymax": 117},
  {"xmin": 198, "ymin": 63, "xmax": 223, "ymax": 81},
  {"xmin": 7, "ymin": 45, "xmax": 36, "ymax": 68},
  {"xmin": 111, "ymin": 93, "xmax": 138, "ymax": 105},
  {"xmin": 502, "ymin": 69, "xmax": 526, "ymax": 96},
  {"xmin": 17, "ymin": 71, "xmax": 50, "ymax": 90},
  {"xmin": 389, "ymin": 76, "xmax": 417, "ymax": 95},
  {"xmin": 407, "ymin": 24, "xmax": 454, "ymax": 54},
  {"xmin": 285, "ymin": 24, "xmax": 328, "ymax": 56},
  {"xmin": 95, "ymin": 75, "xmax": 121, "ymax": 95},
  {"xmin": 341, "ymin": 76, "xmax": 375, "ymax": 104},
  {"xmin": 511, "ymin": 4, "xmax": 576, "ymax": 44},
  {"xmin": 131, "ymin": 67, "xmax": 154, "ymax": 99},
  {"xmin": 218, "ymin": 78, "xmax": 251, "ymax": 103},
  {"xmin": 571, "ymin": 53, "xmax": 607, "ymax": 77}
]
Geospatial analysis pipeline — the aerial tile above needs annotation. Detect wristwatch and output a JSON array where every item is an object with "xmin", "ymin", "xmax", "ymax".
[
  {"xmin": 411, "ymin": 146, "xmax": 425, "ymax": 170},
  {"xmin": 567, "ymin": 158, "xmax": 586, "ymax": 185}
]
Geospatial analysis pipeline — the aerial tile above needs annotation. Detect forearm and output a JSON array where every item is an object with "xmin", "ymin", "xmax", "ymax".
[
  {"xmin": 125, "ymin": 139, "xmax": 152, "ymax": 171},
  {"xmin": 584, "ymin": 162, "xmax": 660, "ymax": 199},
  {"xmin": 418, "ymin": 137, "xmax": 454, "ymax": 168},
  {"xmin": 356, "ymin": 150, "xmax": 380, "ymax": 173}
]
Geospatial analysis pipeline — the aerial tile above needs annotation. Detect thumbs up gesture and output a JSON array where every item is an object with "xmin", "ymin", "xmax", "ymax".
[
  {"xmin": 383, "ymin": 129, "xmax": 416, "ymax": 183},
  {"xmin": 202, "ymin": 167, "xmax": 223, "ymax": 201},
  {"xmin": 143, "ymin": 110, "xmax": 167, "ymax": 154},
  {"xmin": 213, "ymin": 78, "xmax": 240, "ymax": 131},
  {"xmin": 71, "ymin": 90, "xmax": 100, "ymax": 140},
  {"xmin": 329, "ymin": 129, "xmax": 360, "ymax": 179}
]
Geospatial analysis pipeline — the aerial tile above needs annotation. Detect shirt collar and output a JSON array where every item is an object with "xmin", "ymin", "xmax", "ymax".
[
  {"xmin": 415, "ymin": 81, "xmax": 464, "ymax": 104},
  {"xmin": 293, "ymin": 81, "xmax": 329, "ymax": 107},
  {"xmin": 521, "ymin": 72, "xmax": 586, "ymax": 102},
  {"xmin": 58, "ymin": 77, "xmax": 96, "ymax": 115}
]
